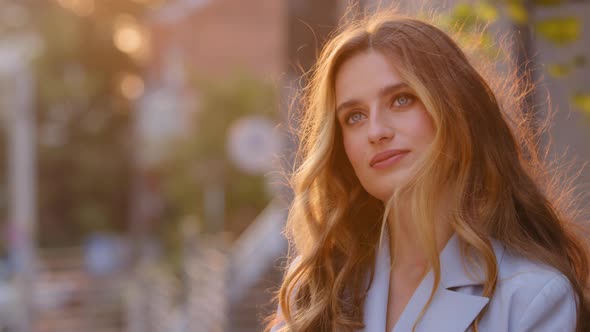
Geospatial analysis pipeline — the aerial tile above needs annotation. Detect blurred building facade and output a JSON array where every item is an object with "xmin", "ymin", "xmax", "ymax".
[{"xmin": 149, "ymin": 0, "xmax": 286, "ymax": 82}]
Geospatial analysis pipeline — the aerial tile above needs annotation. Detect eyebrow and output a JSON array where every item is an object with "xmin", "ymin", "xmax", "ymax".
[{"xmin": 335, "ymin": 82, "xmax": 410, "ymax": 115}]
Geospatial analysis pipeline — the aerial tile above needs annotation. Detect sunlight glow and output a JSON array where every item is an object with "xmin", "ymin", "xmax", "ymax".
[
  {"xmin": 113, "ymin": 14, "xmax": 150, "ymax": 62},
  {"xmin": 115, "ymin": 26, "xmax": 143, "ymax": 54},
  {"xmin": 120, "ymin": 73, "xmax": 145, "ymax": 100}
]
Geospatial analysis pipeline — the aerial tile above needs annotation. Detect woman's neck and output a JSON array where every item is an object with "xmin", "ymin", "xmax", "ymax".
[{"xmin": 387, "ymin": 206, "xmax": 453, "ymax": 276}]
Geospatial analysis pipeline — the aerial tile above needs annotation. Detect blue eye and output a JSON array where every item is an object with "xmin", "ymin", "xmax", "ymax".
[
  {"xmin": 346, "ymin": 112, "xmax": 365, "ymax": 125},
  {"xmin": 392, "ymin": 93, "xmax": 415, "ymax": 107}
]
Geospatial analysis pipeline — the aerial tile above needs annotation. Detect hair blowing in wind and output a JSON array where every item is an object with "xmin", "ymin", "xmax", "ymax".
[{"xmin": 266, "ymin": 9, "xmax": 590, "ymax": 332}]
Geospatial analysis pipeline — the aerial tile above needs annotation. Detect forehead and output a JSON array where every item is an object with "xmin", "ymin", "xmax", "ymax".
[{"xmin": 334, "ymin": 50, "xmax": 404, "ymax": 105}]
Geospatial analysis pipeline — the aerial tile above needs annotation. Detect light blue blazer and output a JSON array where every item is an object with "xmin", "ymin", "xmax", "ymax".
[
  {"xmin": 362, "ymin": 232, "xmax": 578, "ymax": 331},
  {"xmin": 271, "ymin": 232, "xmax": 578, "ymax": 332}
]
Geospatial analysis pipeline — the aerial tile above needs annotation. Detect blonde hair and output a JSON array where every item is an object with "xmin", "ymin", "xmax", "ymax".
[{"xmin": 267, "ymin": 10, "xmax": 590, "ymax": 332}]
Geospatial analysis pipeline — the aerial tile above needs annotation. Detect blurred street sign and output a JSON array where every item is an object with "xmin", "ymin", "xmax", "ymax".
[{"xmin": 226, "ymin": 115, "xmax": 282, "ymax": 175}]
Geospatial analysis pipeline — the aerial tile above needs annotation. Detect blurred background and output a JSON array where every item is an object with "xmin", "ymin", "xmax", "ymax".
[{"xmin": 0, "ymin": 0, "xmax": 588, "ymax": 331}]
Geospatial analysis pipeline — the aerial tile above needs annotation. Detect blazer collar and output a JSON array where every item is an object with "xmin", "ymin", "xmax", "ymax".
[
  {"xmin": 362, "ymin": 231, "xmax": 506, "ymax": 332},
  {"xmin": 439, "ymin": 232, "xmax": 506, "ymax": 289}
]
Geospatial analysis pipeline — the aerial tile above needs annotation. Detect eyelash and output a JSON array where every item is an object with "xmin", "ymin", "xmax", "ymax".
[{"xmin": 344, "ymin": 93, "xmax": 416, "ymax": 125}]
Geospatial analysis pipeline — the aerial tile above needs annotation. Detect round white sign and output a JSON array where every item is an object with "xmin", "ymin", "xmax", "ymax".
[{"xmin": 226, "ymin": 115, "xmax": 281, "ymax": 175}]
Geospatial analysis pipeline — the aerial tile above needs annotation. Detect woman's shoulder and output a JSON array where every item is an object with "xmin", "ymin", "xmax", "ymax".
[
  {"xmin": 484, "ymin": 239, "xmax": 578, "ymax": 331},
  {"xmin": 493, "ymin": 239, "xmax": 574, "ymax": 294}
]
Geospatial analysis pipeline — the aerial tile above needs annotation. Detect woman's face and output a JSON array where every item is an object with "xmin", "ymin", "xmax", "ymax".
[{"xmin": 334, "ymin": 51, "xmax": 436, "ymax": 202}]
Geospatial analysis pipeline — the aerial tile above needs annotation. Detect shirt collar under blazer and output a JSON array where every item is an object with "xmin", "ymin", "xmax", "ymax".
[{"xmin": 361, "ymin": 232, "xmax": 506, "ymax": 332}]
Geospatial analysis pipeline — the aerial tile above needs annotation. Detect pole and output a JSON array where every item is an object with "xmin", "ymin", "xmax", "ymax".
[{"xmin": 5, "ymin": 62, "xmax": 37, "ymax": 332}]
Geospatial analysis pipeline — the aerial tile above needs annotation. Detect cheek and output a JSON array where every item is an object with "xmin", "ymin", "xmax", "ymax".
[
  {"xmin": 410, "ymin": 110, "xmax": 436, "ymax": 146},
  {"xmin": 342, "ymin": 132, "xmax": 365, "ymax": 169}
]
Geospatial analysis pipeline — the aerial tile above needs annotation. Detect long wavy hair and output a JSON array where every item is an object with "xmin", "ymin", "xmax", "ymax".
[{"xmin": 266, "ymin": 10, "xmax": 590, "ymax": 332}]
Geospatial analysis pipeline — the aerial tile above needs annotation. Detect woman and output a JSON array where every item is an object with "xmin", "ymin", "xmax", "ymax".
[{"xmin": 267, "ymin": 10, "xmax": 590, "ymax": 332}]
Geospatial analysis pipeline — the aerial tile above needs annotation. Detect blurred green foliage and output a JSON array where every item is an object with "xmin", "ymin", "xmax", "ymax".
[
  {"xmin": 506, "ymin": 1, "xmax": 529, "ymax": 24},
  {"xmin": 155, "ymin": 73, "xmax": 278, "ymax": 255},
  {"xmin": 447, "ymin": 0, "xmax": 588, "ymax": 116},
  {"xmin": 535, "ymin": 17, "xmax": 581, "ymax": 45},
  {"xmin": 0, "ymin": 0, "xmax": 276, "ymax": 255},
  {"xmin": 433, "ymin": 1, "xmax": 500, "ymax": 60},
  {"xmin": 0, "ymin": 0, "xmax": 151, "ymax": 247},
  {"xmin": 547, "ymin": 55, "xmax": 586, "ymax": 77},
  {"xmin": 532, "ymin": 0, "xmax": 564, "ymax": 6},
  {"xmin": 572, "ymin": 93, "xmax": 590, "ymax": 115}
]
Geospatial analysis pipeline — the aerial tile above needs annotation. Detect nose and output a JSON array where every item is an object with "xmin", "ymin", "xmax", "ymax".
[{"xmin": 367, "ymin": 109, "xmax": 394, "ymax": 144}]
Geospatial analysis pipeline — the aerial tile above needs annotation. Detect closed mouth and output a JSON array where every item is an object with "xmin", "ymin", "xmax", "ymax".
[{"xmin": 370, "ymin": 149, "xmax": 409, "ymax": 167}]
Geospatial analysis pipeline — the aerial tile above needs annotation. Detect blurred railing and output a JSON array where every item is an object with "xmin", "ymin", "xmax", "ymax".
[
  {"xmin": 0, "ymin": 199, "xmax": 287, "ymax": 332},
  {"xmin": 36, "ymin": 247, "xmax": 126, "ymax": 332},
  {"xmin": 126, "ymin": 235, "xmax": 229, "ymax": 332}
]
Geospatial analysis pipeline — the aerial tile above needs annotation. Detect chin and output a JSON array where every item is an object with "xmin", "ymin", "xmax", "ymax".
[
  {"xmin": 366, "ymin": 187, "xmax": 395, "ymax": 203},
  {"xmin": 366, "ymin": 178, "xmax": 408, "ymax": 203}
]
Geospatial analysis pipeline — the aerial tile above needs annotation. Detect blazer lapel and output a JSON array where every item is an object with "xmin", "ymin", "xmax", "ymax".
[
  {"xmin": 362, "ymin": 231, "xmax": 391, "ymax": 332},
  {"xmin": 391, "ymin": 272, "xmax": 489, "ymax": 332},
  {"xmin": 362, "ymin": 232, "xmax": 505, "ymax": 332}
]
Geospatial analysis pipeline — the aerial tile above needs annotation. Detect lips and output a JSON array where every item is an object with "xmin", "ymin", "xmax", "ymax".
[{"xmin": 370, "ymin": 149, "xmax": 410, "ymax": 167}]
